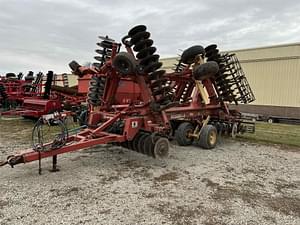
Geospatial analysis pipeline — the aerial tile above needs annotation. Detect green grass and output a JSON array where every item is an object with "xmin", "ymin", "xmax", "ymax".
[
  {"xmin": 0, "ymin": 117, "xmax": 79, "ymax": 144},
  {"xmin": 1, "ymin": 118, "xmax": 300, "ymax": 149},
  {"xmin": 238, "ymin": 122, "xmax": 300, "ymax": 148}
]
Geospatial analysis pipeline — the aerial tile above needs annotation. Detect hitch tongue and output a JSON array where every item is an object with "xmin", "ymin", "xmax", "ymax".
[
  {"xmin": 0, "ymin": 155, "xmax": 24, "ymax": 168},
  {"xmin": 0, "ymin": 160, "xmax": 8, "ymax": 167}
]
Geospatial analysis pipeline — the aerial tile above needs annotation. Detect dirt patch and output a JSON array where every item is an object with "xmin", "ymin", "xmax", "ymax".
[
  {"xmin": 120, "ymin": 160, "xmax": 145, "ymax": 169},
  {"xmin": 212, "ymin": 185, "xmax": 300, "ymax": 217},
  {"xmin": 201, "ymin": 206, "xmax": 232, "ymax": 225},
  {"xmin": 154, "ymin": 172, "xmax": 179, "ymax": 183},
  {"xmin": 0, "ymin": 200, "xmax": 9, "ymax": 209},
  {"xmin": 70, "ymin": 155, "xmax": 89, "ymax": 161},
  {"xmin": 131, "ymin": 168, "xmax": 153, "ymax": 179},
  {"xmin": 99, "ymin": 174, "xmax": 121, "ymax": 185},
  {"xmin": 274, "ymin": 179, "xmax": 299, "ymax": 193},
  {"xmin": 266, "ymin": 196, "xmax": 300, "ymax": 217},
  {"xmin": 50, "ymin": 186, "xmax": 81, "ymax": 197},
  {"xmin": 98, "ymin": 209, "xmax": 111, "ymax": 214},
  {"xmin": 201, "ymin": 178, "xmax": 220, "ymax": 188},
  {"xmin": 142, "ymin": 192, "xmax": 157, "ymax": 199},
  {"xmin": 263, "ymin": 215, "xmax": 277, "ymax": 223},
  {"xmin": 154, "ymin": 202, "xmax": 204, "ymax": 225},
  {"xmin": 153, "ymin": 202, "xmax": 232, "ymax": 225}
]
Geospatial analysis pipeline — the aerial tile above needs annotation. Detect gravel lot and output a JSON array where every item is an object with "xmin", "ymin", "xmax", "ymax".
[{"xmin": 0, "ymin": 119, "xmax": 299, "ymax": 225}]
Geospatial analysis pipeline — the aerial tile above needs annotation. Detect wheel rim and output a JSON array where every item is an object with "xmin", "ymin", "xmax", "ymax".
[
  {"xmin": 208, "ymin": 131, "xmax": 217, "ymax": 145},
  {"xmin": 231, "ymin": 123, "xmax": 238, "ymax": 138},
  {"xmin": 186, "ymin": 129, "xmax": 193, "ymax": 139},
  {"xmin": 153, "ymin": 137, "xmax": 169, "ymax": 159}
]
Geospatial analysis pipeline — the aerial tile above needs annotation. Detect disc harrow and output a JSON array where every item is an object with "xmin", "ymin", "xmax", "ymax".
[
  {"xmin": 119, "ymin": 132, "xmax": 169, "ymax": 159},
  {"xmin": 94, "ymin": 35, "xmax": 116, "ymax": 68},
  {"xmin": 0, "ymin": 24, "xmax": 255, "ymax": 173},
  {"xmin": 126, "ymin": 25, "xmax": 175, "ymax": 111},
  {"xmin": 87, "ymin": 76, "xmax": 105, "ymax": 106}
]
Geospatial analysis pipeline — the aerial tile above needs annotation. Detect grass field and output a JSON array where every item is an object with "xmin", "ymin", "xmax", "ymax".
[
  {"xmin": 0, "ymin": 118, "xmax": 299, "ymax": 149},
  {"xmin": 238, "ymin": 122, "xmax": 300, "ymax": 148}
]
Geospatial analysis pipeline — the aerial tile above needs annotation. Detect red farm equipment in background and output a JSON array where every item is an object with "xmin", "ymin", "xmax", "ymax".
[
  {"xmin": 0, "ymin": 71, "xmax": 42, "ymax": 108},
  {"xmin": 0, "ymin": 70, "xmax": 92, "ymax": 119},
  {"xmin": 0, "ymin": 25, "xmax": 255, "ymax": 173},
  {"xmin": 1, "ymin": 71, "xmax": 62, "ymax": 118}
]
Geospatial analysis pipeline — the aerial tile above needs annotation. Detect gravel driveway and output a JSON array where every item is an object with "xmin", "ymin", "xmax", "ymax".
[{"xmin": 0, "ymin": 119, "xmax": 299, "ymax": 225}]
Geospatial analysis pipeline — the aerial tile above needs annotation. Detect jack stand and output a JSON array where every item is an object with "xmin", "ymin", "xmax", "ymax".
[
  {"xmin": 50, "ymin": 155, "xmax": 59, "ymax": 172},
  {"xmin": 38, "ymin": 151, "xmax": 42, "ymax": 175}
]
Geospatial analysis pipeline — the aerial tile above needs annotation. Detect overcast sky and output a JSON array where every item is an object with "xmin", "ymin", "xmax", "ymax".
[{"xmin": 1, "ymin": 0, "xmax": 300, "ymax": 74}]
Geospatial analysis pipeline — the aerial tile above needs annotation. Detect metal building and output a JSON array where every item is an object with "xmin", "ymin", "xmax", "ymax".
[{"xmin": 161, "ymin": 43, "xmax": 300, "ymax": 120}]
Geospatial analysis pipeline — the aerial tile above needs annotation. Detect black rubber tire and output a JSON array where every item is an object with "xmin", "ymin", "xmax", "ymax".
[
  {"xmin": 175, "ymin": 122, "xmax": 194, "ymax": 146},
  {"xmin": 69, "ymin": 60, "xmax": 80, "ymax": 71},
  {"xmin": 198, "ymin": 125, "xmax": 217, "ymax": 149},
  {"xmin": 143, "ymin": 61, "xmax": 162, "ymax": 73},
  {"xmin": 143, "ymin": 135, "xmax": 155, "ymax": 157},
  {"xmin": 193, "ymin": 61, "xmax": 219, "ymax": 80},
  {"xmin": 27, "ymin": 71, "xmax": 34, "ymax": 76},
  {"xmin": 181, "ymin": 45, "xmax": 205, "ymax": 64},
  {"xmin": 136, "ymin": 47, "xmax": 156, "ymax": 59},
  {"xmin": 128, "ymin": 25, "xmax": 147, "ymax": 37},
  {"xmin": 137, "ymin": 133, "xmax": 148, "ymax": 154},
  {"xmin": 133, "ymin": 39, "xmax": 153, "ymax": 52},
  {"xmin": 132, "ymin": 132, "xmax": 144, "ymax": 152},
  {"xmin": 153, "ymin": 137, "xmax": 169, "ymax": 159},
  {"xmin": 204, "ymin": 44, "xmax": 217, "ymax": 53},
  {"xmin": 6, "ymin": 73, "xmax": 16, "ymax": 78},
  {"xmin": 112, "ymin": 52, "xmax": 137, "ymax": 75},
  {"xmin": 130, "ymin": 31, "xmax": 150, "ymax": 45},
  {"xmin": 139, "ymin": 54, "xmax": 159, "ymax": 66},
  {"xmin": 205, "ymin": 48, "xmax": 219, "ymax": 58},
  {"xmin": 69, "ymin": 60, "xmax": 83, "ymax": 77},
  {"xmin": 207, "ymin": 55, "xmax": 221, "ymax": 62}
]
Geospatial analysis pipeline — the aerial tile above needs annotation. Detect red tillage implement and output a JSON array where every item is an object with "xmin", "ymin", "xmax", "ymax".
[
  {"xmin": 1, "ymin": 72, "xmax": 90, "ymax": 119},
  {"xmin": 0, "ymin": 25, "xmax": 254, "ymax": 173},
  {"xmin": 0, "ymin": 71, "xmax": 42, "ymax": 107}
]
